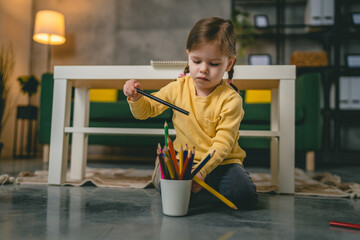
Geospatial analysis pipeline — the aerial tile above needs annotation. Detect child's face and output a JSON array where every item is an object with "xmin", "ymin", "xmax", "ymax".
[{"xmin": 186, "ymin": 42, "xmax": 235, "ymax": 96}]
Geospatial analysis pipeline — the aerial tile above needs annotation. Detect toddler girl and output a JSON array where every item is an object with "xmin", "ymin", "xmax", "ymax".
[{"xmin": 123, "ymin": 17, "xmax": 258, "ymax": 209}]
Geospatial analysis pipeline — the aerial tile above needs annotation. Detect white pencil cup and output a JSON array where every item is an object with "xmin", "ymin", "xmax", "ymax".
[{"xmin": 160, "ymin": 179, "xmax": 192, "ymax": 217}]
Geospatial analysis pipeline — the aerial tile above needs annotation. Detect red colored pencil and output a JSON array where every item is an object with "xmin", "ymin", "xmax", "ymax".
[
  {"xmin": 157, "ymin": 143, "xmax": 169, "ymax": 179},
  {"xmin": 179, "ymin": 147, "xmax": 194, "ymax": 180},
  {"xmin": 330, "ymin": 221, "xmax": 360, "ymax": 230}
]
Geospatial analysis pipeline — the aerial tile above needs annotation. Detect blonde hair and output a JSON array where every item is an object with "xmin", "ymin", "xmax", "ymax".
[{"xmin": 184, "ymin": 17, "xmax": 237, "ymax": 80}]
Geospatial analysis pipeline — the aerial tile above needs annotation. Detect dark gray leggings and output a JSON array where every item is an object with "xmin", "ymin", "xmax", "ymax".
[{"xmin": 190, "ymin": 164, "xmax": 258, "ymax": 209}]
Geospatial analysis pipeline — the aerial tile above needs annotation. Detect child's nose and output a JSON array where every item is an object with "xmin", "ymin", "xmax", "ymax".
[{"xmin": 199, "ymin": 63, "xmax": 208, "ymax": 74}]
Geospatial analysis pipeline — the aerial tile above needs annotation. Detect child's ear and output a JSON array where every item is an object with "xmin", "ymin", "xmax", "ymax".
[
  {"xmin": 186, "ymin": 49, "xmax": 190, "ymax": 55},
  {"xmin": 226, "ymin": 57, "xmax": 236, "ymax": 72}
]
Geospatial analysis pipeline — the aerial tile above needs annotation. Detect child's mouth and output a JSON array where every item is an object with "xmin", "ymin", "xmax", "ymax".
[{"xmin": 197, "ymin": 76, "xmax": 208, "ymax": 81}]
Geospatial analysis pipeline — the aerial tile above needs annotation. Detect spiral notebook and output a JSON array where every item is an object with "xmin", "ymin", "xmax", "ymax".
[{"xmin": 150, "ymin": 60, "xmax": 187, "ymax": 68}]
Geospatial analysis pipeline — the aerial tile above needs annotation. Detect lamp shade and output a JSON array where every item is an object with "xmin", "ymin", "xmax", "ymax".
[{"xmin": 33, "ymin": 10, "xmax": 66, "ymax": 45}]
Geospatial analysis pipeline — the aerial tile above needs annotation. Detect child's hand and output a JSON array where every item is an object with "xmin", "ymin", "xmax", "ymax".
[
  {"xmin": 123, "ymin": 79, "xmax": 142, "ymax": 101},
  {"xmin": 191, "ymin": 172, "xmax": 204, "ymax": 193}
]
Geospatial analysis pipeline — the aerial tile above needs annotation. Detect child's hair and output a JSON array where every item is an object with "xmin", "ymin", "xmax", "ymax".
[{"xmin": 184, "ymin": 17, "xmax": 237, "ymax": 81}]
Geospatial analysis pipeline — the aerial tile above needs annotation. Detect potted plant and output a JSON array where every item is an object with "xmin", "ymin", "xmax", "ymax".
[
  {"xmin": 0, "ymin": 45, "xmax": 15, "ymax": 156},
  {"xmin": 17, "ymin": 75, "xmax": 40, "ymax": 105},
  {"xmin": 14, "ymin": 75, "xmax": 40, "ymax": 158},
  {"xmin": 232, "ymin": 9, "xmax": 254, "ymax": 63}
]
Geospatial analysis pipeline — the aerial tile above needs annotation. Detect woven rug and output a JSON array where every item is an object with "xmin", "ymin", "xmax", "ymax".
[
  {"xmin": 9, "ymin": 168, "xmax": 360, "ymax": 198},
  {"xmin": 252, "ymin": 168, "xmax": 360, "ymax": 198},
  {"xmin": 15, "ymin": 168, "xmax": 153, "ymax": 189}
]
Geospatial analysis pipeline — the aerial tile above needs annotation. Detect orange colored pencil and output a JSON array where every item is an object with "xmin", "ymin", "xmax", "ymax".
[
  {"xmin": 163, "ymin": 146, "xmax": 178, "ymax": 179},
  {"xmin": 166, "ymin": 136, "xmax": 180, "ymax": 176}
]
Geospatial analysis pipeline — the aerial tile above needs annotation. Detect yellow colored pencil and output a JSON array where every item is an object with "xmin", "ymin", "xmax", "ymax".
[
  {"xmin": 179, "ymin": 145, "xmax": 184, "ymax": 175},
  {"xmin": 193, "ymin": 176, "xmax": 238, "ymax": 210},
  {"xmin": 164, "ymin": 156, "xmax": 175, "ymax": 180}
]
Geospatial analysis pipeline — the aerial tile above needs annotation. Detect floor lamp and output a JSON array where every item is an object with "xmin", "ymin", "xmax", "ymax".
[{"xmin": 33, "ymin": 10, "xmax": 66, "ymax": 73}]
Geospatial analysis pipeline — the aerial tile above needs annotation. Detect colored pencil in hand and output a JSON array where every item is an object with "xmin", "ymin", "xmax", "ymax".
[
  {"xmin": 190, "ymin": 150, "xmax": 215, "ymax": 179},
  {"xmin": 136, "ymin": 88, "xmax": 189, "ymax": 115},
  {"xmin": 193, "ymin": 176, "xmax": 238, "ymax": 210}
]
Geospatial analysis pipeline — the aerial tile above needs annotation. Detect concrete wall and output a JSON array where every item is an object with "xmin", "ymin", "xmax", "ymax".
[
  {"xmin": 29, "ymin": 0, "xmax": 231, "ymax": 156},
  {"xmin": 0, "ymin": 0, "xmax": 32, "ymax": 158},
  {"xmin": 31, "ymin": 0, "xmax": 231, "ymax": 73}
]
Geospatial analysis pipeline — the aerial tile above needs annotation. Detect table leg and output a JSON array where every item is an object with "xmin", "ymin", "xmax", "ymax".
[
  {"xmin": 69, "ymin": 88, "xmax": 90, "ymax": 181},
  {"xmin": 270, "ymin": 137, "xmax": 279, "ymax": 186},
  {"xmin": 278, "ymin": 79, "xmax": 295, "ymax": 194},
  {"xmin": 270, "ymin": 88, "xmax": 279, "ymax": 186},
  {"xmin": 48, "ymin": 79, "xmax": 72, "ymax": 185}
]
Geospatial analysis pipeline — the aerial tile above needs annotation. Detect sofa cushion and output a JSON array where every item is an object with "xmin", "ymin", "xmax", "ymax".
[
  {"xmin": 242, "ymin": 103, "xmax": 304, "ymax": 124},
  {"xmin": 89, "ymin": 102, "xmax": 172, "ymax": 121}
]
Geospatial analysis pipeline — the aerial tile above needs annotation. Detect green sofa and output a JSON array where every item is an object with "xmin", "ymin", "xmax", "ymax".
[
  {"xmin": 38, "ymin": 72, "xmax": 322, "ymax": 166},
  {"xmin": 239, "ymin": 72, "xmax": 322, "ymax": 151}
]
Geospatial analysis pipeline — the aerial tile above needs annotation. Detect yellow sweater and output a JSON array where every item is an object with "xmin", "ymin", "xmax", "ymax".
[{"xmin": 128, "ymin": 76, "xmax": 246, "ymax": 178}]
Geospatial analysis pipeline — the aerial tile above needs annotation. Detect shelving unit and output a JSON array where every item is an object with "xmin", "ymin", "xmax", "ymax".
[{"xmin": 232, "ymin": 0, "xmax": 360, "ymax": 155}]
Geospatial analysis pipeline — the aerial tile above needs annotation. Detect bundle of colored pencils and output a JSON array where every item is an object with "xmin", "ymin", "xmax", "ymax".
[{"xmin": 157, "ymin": 139, "xmax": 198, "ymax": 180}]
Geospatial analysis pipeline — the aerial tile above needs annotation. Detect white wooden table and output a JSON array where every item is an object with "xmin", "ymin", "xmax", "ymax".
[{"xmin": 48, "ymin": 65, "xmax": 296, "ymax": 194}]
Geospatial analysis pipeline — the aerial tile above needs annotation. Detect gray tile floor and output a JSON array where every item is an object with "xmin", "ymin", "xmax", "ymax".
[{"xmin": 1, "ymin": 159, "xmax": 360, "ymax": 240}]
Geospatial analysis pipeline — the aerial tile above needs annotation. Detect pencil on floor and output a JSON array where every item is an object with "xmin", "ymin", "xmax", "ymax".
[
  {"xmin": 193, "ymin": 176, "xmax": 238, "ymax": 210},
  {"xmin": 330, "ymin": 221, "xmax": 360, "ymax": 230}
]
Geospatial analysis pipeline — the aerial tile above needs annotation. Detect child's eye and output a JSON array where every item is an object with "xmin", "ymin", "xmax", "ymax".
[
  {"xmin": 192, "ymin": 59, "xmax": 200, "ymax": 64},
  {"xmin": 210, "ymin": 63, "xmax": 219, "ymax": 66}
]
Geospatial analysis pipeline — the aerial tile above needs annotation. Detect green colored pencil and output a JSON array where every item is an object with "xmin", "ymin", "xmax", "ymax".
[{"xmin": 164, "ymin": 121, "xmax": 168, "ymax": 147}]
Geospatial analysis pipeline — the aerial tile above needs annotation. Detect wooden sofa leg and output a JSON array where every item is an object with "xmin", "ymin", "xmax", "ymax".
[
  {"xmin": 306, "ymin": 151, "xmax": 315, "ymax": 172},
  {"xmin": 43, "ymin": 144, "xmax": 50, "ymax": 163}
]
